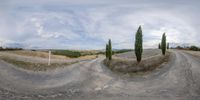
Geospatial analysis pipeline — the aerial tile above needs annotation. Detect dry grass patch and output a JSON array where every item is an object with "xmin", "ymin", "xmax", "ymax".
[
  {"xmin": 104, "ymin": 52, "xmax": 170, "ymax": 73},
  {"xmin": 0, "ymin": 56, "xmax": 77, "ymax": 71},
  {"xmin": 7, "ymin": 50, "xmax": 68, "ymax": 59}
]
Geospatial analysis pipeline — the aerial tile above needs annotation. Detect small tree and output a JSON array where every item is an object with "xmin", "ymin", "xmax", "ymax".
[
  {"xmin": 167, "ymin": 43, "xmax": 169, "ymax": 49},
  {"xmin": 135, "ymin": 26, "xmax": 143, "ymax": 62},
  {"xmin": 108, "ymin": 39, "xmax": 112, "ymax": 60},
  {"xmin": 161, "ymin": 33, "xmax": 166, "ymax": 55},
  {"xmin": 158, "ymin": 43, "xmax": 161, "ymax": 49}
]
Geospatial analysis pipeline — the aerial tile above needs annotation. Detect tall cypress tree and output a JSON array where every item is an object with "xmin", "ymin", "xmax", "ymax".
[
  {"xmin": 135, "ymin": 26, "xmax": 143, "ymax": 62},
  {"xmin": 108, "ymin": 39, "xmax": 112, "ymax": 60},
  {"xmin": 161, "ymin": 33, "xmax": 166, "ymax": 55}
]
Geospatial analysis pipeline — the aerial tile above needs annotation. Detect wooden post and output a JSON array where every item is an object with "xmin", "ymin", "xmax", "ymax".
[{"xmin": 48, "ymin": 51, "xmax": 51, "ymax": 66}]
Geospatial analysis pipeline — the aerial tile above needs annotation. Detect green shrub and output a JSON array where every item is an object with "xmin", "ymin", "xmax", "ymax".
[{"xmin": 190, "ymin": 46, "xmax": 199, "ymax": 51}]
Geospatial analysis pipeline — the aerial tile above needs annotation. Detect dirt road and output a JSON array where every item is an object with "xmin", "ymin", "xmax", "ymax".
[{"xmin": 0, "ymin": 51, "xmax": 200, "ymax": 100}]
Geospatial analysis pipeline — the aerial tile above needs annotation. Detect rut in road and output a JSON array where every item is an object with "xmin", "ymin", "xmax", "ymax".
[{"xmin": 0, "ymin": 51, "xmax": 200, "ymax": 100}]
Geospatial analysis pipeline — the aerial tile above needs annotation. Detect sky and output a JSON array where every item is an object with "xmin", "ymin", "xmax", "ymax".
[{"xmin": 0, "ymin": 0, "xmax": 200, "ymax": 50}]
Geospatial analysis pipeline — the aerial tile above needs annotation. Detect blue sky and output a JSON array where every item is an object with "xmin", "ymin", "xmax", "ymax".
[{"xmin": 0, "ymin": 0, "xmax": 200, "ymax": 49}]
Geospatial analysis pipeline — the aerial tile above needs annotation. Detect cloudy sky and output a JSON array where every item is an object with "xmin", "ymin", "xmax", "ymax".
[{"xmin": 0, "ymin": 0, "xmax": 200, "ymax": 49}]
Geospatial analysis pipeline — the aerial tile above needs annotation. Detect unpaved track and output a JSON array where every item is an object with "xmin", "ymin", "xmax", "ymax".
[{"xmin": 0, "ymin": 51, "xmax": 200, "ymax": 100}]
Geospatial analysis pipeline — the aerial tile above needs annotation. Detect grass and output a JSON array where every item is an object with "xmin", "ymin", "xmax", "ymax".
[
  {"xmin": 113, "ymin": 49, "xmax": 134, "ymax": 54},
  {"xmin": 6, "ymin": 50, "xmax": 68, "ymax": 59},
  {"xmin": 104, "ymin": 52, "xmax": 170, "ymax": 74},
  {"xmin": 0, "ymin": 57, "xmax": 77, "ymax": 71},
  {"xmin": 52, "ymin": 50, "xmax": 81, "ymax": 58},
  {"xmin": 52, "ymin": 50, "xmax": 104, "ymax": 58}
]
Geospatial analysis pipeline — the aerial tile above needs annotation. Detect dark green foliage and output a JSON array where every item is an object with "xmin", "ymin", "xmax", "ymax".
[
  {"xmin": 190, "ymin": 46, "xmax": 199, "ymax": 51},
  {"xmin": 52, "ymin": 50, "xmax": 81, "ymax": 58},
  {"xmin": 167, "ymin": 43, "xmax": 169, "ymax": 49},
  {"xmin": 158, "ymin": 43, "xmax": 161, "ymax": 49},
  {"xmin": 108, "ymin": 39, "xmax": 112, "ymax": 60},
  {"xmin": 161, "ymin": 33, "xmax": 166, "ymax": 55},
  {"xmin": 0, "ymin": 47, "xmax": 23, "ymax": 51},
  {"xmin": 135, "ymin": 26, "xmax": 143, "ymax": 62}
]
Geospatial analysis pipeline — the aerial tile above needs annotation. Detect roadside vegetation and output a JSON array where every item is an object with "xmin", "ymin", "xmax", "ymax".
[
  {"xmin": 104, "ymin": 25, "xmax": 170, "ymax": 74},
  {"xmin": 105, "ymin": 52, "xmax": 170, "ymax": 73}
]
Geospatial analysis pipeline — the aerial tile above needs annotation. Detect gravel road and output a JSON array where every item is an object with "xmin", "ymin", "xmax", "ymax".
[{"xmin": 0, "ymin": 50, "xmax": 200, "ymax": 100}]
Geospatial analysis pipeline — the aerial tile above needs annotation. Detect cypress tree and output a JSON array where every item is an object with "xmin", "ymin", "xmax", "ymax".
[
  {"xmin": 108, "ymin": 39, "xmax": 112, "ymax": 60},
  {"xmin": 167, "ymin": 43, "xmax": 169, "ymax": 49},
  {"xmin": 161, "ymin": 33, "xmax": 166, "ymax": 55},
  {"xmin": 135, "ymin": 26, "xmax": 143, "ymax": 62}
]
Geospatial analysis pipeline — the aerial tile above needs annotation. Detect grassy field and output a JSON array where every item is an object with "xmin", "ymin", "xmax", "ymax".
[
  {"xmin": 51, "ymin": 50, "xmax": 104, "ymax": 58},
  {"xmin": 0, "ymin": 56, "xmax": 77, "ymax": 71},
  {"xmin": 52, "ymin": 50, "xmax": 81, "ymax": 58},
  {"xmin": 4, "ymin": 49, "xmax": 101, "ymax": 59},
  {"xmin": 6, "ymin": 50, "xmax": 68, "ymax": 59}
]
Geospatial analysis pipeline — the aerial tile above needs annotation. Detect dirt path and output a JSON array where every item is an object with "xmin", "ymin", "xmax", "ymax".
[{"xmin": 0, "ymin": 51, "xmax": 200, "ymax": 100}]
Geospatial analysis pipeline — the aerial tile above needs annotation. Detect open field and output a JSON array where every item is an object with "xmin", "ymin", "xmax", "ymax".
[
  {"xmin": 114, "ymin": 49, "xmax": 160, "ymax": 59},
  {"xmin": 5, "ymin": 50, "xmax": 69, "ymax": 59},
  {"xmin": 0, "ymin": 50, "xmax": 97, "ymax": 71},
  {"xmin": 0, "ymin": 50, "xmax": 200, "ymax": 100}
]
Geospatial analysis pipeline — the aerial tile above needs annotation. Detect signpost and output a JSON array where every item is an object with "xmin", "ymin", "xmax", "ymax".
[{"xmin": 48, "ymin": 51, "xmax": 51, "ymax": 66}]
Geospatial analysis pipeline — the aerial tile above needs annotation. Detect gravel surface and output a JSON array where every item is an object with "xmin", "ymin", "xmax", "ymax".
[{"xmin": 0, "ymin": 50, "xmax": 200, "ymax": 100}]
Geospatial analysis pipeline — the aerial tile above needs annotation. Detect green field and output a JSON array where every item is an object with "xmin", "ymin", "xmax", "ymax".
[
  {"xmin": 52, "ymin": 50, "xmax": 82, "ymax": 58},
  {"xmin": 51, "ymin": 49, "xmax": 132, "ymax": 58}
]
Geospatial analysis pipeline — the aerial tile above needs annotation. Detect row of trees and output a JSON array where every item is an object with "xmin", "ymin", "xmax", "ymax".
[
  {"xmin": 134, "ymin": 26, "xmax": 168, "ymax": 62},
  {"xmin": 105, "ymin": 26, "xmax": 168, "ymax": 63}
]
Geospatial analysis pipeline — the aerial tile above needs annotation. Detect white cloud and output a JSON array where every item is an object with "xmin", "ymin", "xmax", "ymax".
[{"xmin": 0, "ymin": 0, "xmax": 199, "ymax": 49}]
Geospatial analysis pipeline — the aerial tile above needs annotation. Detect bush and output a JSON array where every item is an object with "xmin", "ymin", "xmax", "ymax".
[{"xmin": 190, "ymin": 46, "xmax": 199, "ymax": 51}]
